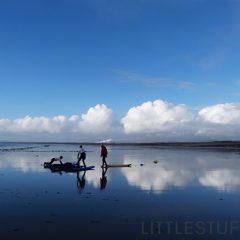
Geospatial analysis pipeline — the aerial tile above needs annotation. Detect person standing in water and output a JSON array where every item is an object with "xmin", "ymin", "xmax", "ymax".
[
  {"xmin": 77, "ymin": 145, "xmax": 86, "ymax": 167},
  {"xmin": 100, "ymin": 144, "xmax": 108, "ymax": 167}
]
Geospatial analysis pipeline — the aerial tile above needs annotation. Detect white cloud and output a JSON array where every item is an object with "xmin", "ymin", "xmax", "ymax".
[
  {"xmin": 1, "ymin": 100, "xmax": 240, "ymax": 141},
  {"xmin": 79, "ymin": 104, "xmax": 118, "ymax": 134},
  {"xmin": 198, "ymin": 103, "xmax": 240, "ymax": 124},
  {"xmin": 0, "ymin": 115, "xmax": 69, "ymax": 134},
  {"xmin": 121, "ymin": 100, "xmax": 240, "ymax": 140},
  {"xmin": 114, "ymin": 70, "xmax": 194, "ymax": 89},
  {"xmin": 121, "ymin": 100, "xmax": 194, "ymax": 137},
  {"xmin": 0, "ymin": 104, "xmax": 118, "ymax": 141},
  {"xmin": 196, "ymin": 103, "xmax": 240, "ymax": 139}
]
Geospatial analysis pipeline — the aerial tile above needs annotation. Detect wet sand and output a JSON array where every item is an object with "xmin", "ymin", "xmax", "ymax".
[{"xmin": 0, "ymin": 143, "xmax": 240, "ymax": 239}]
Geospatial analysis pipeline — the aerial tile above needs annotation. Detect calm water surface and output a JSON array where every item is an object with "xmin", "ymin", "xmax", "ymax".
[{"xmin": 0, "ymin": 143, "xmax": 240, "ymax": 239}]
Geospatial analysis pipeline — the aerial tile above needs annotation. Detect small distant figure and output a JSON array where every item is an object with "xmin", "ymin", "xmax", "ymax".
[
  {"xmin": 77, "ymin": 145, "xmax": 86, "ymax": 167},
  {"xmin": 100, "ymin": 166, "xmax": 108, "ymax": 190},
  {"xmin": 50, "ymin": 156, "xmax": 63, "ymax": 164},
  {"xmin": 100, "ymin": 144, "xmax": 108, "ymax": 167}
]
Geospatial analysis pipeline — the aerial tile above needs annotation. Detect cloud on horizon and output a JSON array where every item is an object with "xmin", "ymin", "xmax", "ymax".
[
  {"xmin": 1, "ymin": 100, "xmax": 240, "ymax": 141},
  {"xmin": 121, "ymin": 100, "xmax": 194, "ymax": 134}
]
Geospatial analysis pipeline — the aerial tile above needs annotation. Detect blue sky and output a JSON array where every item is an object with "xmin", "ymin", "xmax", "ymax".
[{"xmin": 0, "ymin": 0, "xmax": 240, "ymax": 141}]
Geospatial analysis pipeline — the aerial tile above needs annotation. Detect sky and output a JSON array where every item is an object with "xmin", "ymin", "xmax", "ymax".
[{"xmin": 1, "ymin": 0, "xmax": 240, "ymax": 142}]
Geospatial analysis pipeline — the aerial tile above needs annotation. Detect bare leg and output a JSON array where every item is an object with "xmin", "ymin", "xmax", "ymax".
[
  {"xmin": 102, "ymin": 156, "xmax": 107, "ymax": 167},
  {"xmin": 77, "ymin": 158, "xmax": 81, "ymax": 166}
]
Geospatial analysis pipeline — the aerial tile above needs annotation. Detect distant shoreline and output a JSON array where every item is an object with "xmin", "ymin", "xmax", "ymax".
[{"xmin": 1, "ymin": 141, "xmax": 240, "ymax": 149}]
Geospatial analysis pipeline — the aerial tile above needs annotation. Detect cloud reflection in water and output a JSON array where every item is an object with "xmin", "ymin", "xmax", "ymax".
[{"xmin": 122, "ymin": 150, "xmax": 240, "ymax": 193}]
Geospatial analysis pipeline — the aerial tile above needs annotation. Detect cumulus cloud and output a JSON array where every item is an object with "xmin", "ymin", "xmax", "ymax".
[
  {"xmin": 1, "ymin": 100, "xmax": 240, "ymax": 141},
  {"xmin": 121, "ymin": 100, "xmax": 196, "ymax": 141},
  {"xmin": 121, "ymin": 100, "xmax": 240, "ymax": 141},
  {"xmin": 121, "ymin": 100, "xmax": 193, "ymax": 134},
  {"xmin": 0, "ymin": 104, "xmax": 119, "ymax": 141},
  {"xmin": 79, "ymin": 104, "xmax": 118, "ymax": 134},
  {"xmin": 0, "ymin": 116, "xmax": 69, "ymax": 134},
  {"xmin": 198, "ymin": 103, "xmax": 240, "ymax": 124},
  {"xmin": 196, "ymin": 103, "xmax": 240, "ymax": 139}
]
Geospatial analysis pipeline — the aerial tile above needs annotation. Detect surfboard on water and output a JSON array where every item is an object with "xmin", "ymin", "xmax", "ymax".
[
  {"xmin": 43, "ymin": 162, "xmax": 95, "ymax": 172},
  {"xmin": 64, "ymin": 164, "xmax": 95, "ymax": 171},
  {"xmin": 106, "ymin": 164, "xmax": 131, "ymax": 168}
]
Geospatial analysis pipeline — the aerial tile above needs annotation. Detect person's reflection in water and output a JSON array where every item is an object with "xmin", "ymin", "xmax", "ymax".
[
  {"xmin": 100, "ymin": 166, "xmax": 108, "ymax": 190},
  {"xmin": 77, "ymin": 170, "xmax": 86, "ymax": 193}
]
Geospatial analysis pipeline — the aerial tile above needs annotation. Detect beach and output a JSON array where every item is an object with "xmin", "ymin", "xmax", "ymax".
[{"xmin": 0, "ymin": 143, "xmax": 240, "ymax": 239}]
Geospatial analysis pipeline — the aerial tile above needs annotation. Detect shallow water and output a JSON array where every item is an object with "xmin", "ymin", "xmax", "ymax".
[{"xmin": 0, "ymin": 143, "xmax": 240, "ymax": 239}]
